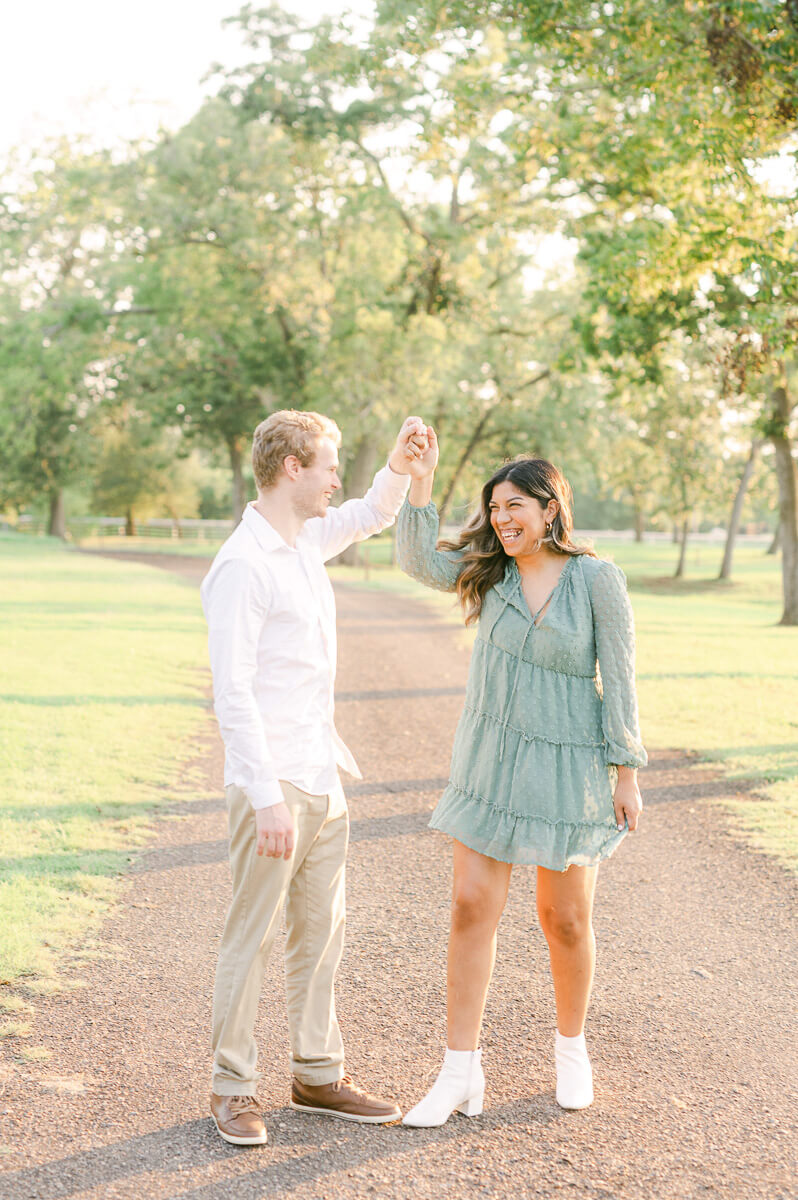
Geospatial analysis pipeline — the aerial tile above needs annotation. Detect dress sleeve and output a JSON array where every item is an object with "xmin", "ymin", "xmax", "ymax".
[
  {"xmin": 395, "ymin": 499, "xmax": 464, "ymax": 593},
  {"xmin": 590, "ymin": 561, "xmax": 647, "ymax": 769}
]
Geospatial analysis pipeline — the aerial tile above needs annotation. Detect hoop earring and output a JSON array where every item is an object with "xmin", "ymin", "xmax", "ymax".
[{"xmin": 545, "ymin": 521, "xmax": 552, "ymax": 534}]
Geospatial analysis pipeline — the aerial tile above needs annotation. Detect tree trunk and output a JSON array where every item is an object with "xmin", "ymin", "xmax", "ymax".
[
  {"xmin": 718, "ymin": 440, "xmax": 760, "ymax": 581},
  {"xmin": 230, "ymin": 436, "xmax": 246, "ymax": 524},
  {"xmin": 672, "ymin": 523, "xmax": 680, "ymax": 544},
  {"xmin": 769, "ymin": 378, "xmax": 798, "ymax": 625},
  {"xmin": 766, "ymin": 525, "xmax": 780, "ymax": 555},
  {"xmin": 438, "ymin": 407, "xmax": 495, "ymax": 524},
  {"xmin": 333, "ymin": 437, "xmax": 380, "ymax": 566},
  {"xmin": 125, "ymin": 507, "xmax": 137, "ymax": 537},
  {"xmin": 674, "ymin": 517, "xmax": 690, "ymax": 578},
  {"xmin": 633, "ymin": 502, "xmax": 645, "ymax": 543},
  {"xmin": 47, "ymin": 488, "xmax": 66, "ymax": 539}
]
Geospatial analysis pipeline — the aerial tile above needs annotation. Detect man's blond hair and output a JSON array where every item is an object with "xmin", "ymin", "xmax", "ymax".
[{"xmin": 252, "ymin": 410, "xmax": 342, "ymax": 490}]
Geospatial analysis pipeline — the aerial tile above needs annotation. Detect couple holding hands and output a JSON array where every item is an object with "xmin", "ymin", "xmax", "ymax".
[{"xmin": 200, "ymin": 410, "xmax": 645, "ymax": 1145}]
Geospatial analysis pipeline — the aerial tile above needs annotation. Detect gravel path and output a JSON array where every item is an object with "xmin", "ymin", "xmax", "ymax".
[{"xmin": 1, "ymin": 554, "xmax": 796, "ymax": 1199}]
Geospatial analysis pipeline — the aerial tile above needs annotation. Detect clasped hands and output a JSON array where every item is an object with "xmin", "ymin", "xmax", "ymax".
[{"xmin": 388, "ymin": 416, "xmax": 439, "ymax": 479}]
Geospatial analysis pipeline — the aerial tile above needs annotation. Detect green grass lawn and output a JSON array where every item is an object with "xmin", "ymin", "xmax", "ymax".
[
  {"xmin": 0, "ymin": 532, "xmax": 211, "ymax": 1001},
  {"xmin": 607, "ymin": 540, "xmax": 797, "ymax": 871},
  {"xmin": 1, "ymin": 527, "xmax": 794, "ymax": 1010},
  {"xmin": 332, "ymin": 535, "xmax": 798, "ymax": 872}
]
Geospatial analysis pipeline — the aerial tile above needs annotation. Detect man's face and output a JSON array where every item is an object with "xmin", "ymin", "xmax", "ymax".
[{"xmin": 293, "ymin": 436, "xmax": 342, "ymax": 519}]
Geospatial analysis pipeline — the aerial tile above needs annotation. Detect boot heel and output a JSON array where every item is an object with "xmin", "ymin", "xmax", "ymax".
[{"xmin": 456, "ymin": 1089, "xmax": 484, "ymax": 1117}]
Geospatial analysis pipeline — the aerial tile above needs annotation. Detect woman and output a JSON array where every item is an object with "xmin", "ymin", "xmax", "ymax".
[{"xmin": 397, "ymin": 427, "xmax": 646, "ymax": 1126}]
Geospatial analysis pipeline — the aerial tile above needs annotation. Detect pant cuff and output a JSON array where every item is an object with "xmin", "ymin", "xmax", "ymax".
[
  {"xmin": 212, "ymin": 1078, "xmax": 259, "ymax": 1097},
  {"xmin": 291, "ymin": 1063, "xmax": 344, "ymax": 1087}
]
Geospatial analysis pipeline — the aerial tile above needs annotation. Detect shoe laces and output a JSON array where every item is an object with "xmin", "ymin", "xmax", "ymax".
[
  {"xmin": 331, "ymin": 1074, "xmax": 357, "ymax": 1095},
  {"xmin": 229, "ymin": 1095, "xmax": 260, "ymax": 1116}
]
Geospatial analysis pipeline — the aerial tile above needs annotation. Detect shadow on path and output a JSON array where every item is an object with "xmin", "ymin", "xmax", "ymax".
[{"xmin": 0, "ymin": 1099, "xmax": 565, "ymax": 1200}]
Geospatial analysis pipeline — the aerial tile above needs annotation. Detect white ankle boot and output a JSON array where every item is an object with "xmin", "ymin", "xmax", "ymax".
[
  {"xmin": 555, "ymin": 1030, "xmax": 594, "ymax": 1109},
  {"xmin": 402, "ymin": 1048, "xmax": 485, "ymax": 1127}
]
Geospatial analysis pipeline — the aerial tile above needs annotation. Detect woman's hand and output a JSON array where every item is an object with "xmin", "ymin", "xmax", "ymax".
[
  {"xmin": 613, "ymin": 767, "xmax": 642, "ymax": 832},
  {"xmin": 407, "ymin": 426, "xmax": 439, "ymax": 506},
  {"xmin": 406, "ymin": 425, "xmax": 439, "ymax": 480}
]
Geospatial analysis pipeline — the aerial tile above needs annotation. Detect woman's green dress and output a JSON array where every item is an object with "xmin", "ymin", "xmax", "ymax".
[{"xmin": 396, "ymin": 501, "xmax": 647, "ymax": 871}]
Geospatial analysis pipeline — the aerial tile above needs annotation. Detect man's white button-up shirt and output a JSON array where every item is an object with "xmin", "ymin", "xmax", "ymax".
[{"xmin": 200, "ymin": 464, "xmax": 410, "ymax": 813}]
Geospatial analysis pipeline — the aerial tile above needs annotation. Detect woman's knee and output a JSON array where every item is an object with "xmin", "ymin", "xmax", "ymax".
[
  {"xmin": 538, "ymin": 902, "xmax": 591, "ymax": 948},
  {"xmin": 451, "ymin": 882, "xmax": 502, "ymax": 932}
]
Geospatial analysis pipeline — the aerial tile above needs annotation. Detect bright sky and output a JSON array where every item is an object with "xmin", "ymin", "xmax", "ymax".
[{"xmin": 1, "ymin": 0, "xmax": 374, "ymax": 155}]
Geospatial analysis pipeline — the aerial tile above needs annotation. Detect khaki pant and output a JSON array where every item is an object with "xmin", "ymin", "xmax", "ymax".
[{"xmin": 211, "ymin": 780, "xmax": 348, "ymax": 1095}]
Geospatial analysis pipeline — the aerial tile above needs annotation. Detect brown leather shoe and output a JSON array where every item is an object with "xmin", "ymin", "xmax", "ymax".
[
  {"xmin": 291, "ymin": 1074, "xmax": 401, "ymax": 1123},
  {"xmin": 210, "ymin": 1093, "xmax": 267, "ymax": 1145}
]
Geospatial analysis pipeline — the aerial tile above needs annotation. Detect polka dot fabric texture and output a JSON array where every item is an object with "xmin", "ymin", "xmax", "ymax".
[{"xmin": 396, "ymin": 500, "xmax": 647, "ymax": 870}]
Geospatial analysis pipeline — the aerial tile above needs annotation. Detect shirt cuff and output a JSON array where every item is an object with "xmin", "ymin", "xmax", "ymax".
[
  {"xmin": 379, "ymin": 463, "xmax": 412, "ymax": 497},
  {"xmin": 245, "ymin": 778, "xmax": 286, "ymax": 810}
]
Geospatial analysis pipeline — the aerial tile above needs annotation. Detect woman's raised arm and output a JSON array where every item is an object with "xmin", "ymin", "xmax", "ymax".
[{"xmin": 396, "ymin": 427, "xmax": 464, "ymax": 593}]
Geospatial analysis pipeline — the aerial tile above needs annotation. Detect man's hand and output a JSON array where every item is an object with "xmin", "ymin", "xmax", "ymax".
[
  {"xmin": 388, "ymin": 416, "xmax": 430, "ymax": 475},
  {"xmin": 255, "ymin": 802, "xmax": 295, "ymax": 860}
]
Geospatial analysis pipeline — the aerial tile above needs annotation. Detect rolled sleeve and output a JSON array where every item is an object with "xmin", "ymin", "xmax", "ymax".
[
  {"xmin": 201, "ymin": 558, "xmax": 284, "ymax": 810},
  {"xmin": 310, "ymin": 464, "xmax": 410, "ymax": 562}
]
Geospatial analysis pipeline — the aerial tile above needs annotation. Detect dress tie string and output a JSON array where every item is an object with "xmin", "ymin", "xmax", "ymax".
[{"xmin": 497, "ymin": 574, "xmax": 560, "ymax": 763}]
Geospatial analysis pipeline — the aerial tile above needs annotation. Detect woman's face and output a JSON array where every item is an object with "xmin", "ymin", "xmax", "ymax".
[{"xmin": 488, "ymin": 480, "xmax": 557, "ymax": 557}]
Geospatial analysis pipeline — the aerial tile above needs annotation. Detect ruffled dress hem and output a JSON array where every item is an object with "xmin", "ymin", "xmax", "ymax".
[{"xmin": 429, "ymin": 781, "xmax": 627, "ymax": 872}]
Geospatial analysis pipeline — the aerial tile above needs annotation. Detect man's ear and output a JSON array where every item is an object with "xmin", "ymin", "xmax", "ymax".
[{"xmin": 283, "ymin": 454, "xmax": 303, "ymax": 482}]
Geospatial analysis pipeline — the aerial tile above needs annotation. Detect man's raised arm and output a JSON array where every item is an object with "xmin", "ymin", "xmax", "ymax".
[{"xmin": 310, "ymin": 416, "xmax": 428, "ymax": 562}]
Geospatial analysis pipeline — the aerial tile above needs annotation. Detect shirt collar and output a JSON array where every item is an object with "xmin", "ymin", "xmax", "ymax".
[{"xmin": 242, "ymin": 502, "xmax": 295, "ymax": 554}]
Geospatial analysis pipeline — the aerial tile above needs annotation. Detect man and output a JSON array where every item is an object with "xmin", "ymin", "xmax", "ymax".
[{"xmin": 200, "ymin": 409, "xmax": 426, "ymax": 1146}]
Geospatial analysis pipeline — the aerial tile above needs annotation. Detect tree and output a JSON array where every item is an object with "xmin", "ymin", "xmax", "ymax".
[
  {"xmin": 91, "ymin": 413, "xmax": 199, "ymax": 535},
  {"xmin": 107, "ymin": 101, "xmax": 320, "ymax": 521},
  {"xmin": 210, "ymin": 8, "xmax": 604, "ymax": 513},
  {"xmin": 0, "ymin": 140, "xmax": 136, "ymax": 533},
  {"xmin": 385, "ymin": 0, "xmax": 798, "ymax": 610},
  {"xmin": 719, "ymin": 438, "xmax": 760, "ymax": 580},
  {"xmin": 0, "ymin": 303, "xmax": 105, "ymax": 535}
]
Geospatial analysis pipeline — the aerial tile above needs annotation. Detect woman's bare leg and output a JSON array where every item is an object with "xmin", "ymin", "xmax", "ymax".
[
  {"xmin": 536, "ymin": 865, "xmax": 598, "ymax": 1036},
  {"xmin": 447, "ymin": 840, "xmax": 513, "ymax": 1050}
]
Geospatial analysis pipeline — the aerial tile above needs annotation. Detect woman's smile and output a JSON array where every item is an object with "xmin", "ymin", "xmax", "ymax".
[{"xmin": 497, "ymin": 525, "xmax": 523, "ymax": 546}]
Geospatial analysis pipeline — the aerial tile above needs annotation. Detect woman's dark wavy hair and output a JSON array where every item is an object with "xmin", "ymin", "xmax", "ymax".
[{"xmin": 440, "ymin": 456, "xmax": 596, "ymax": 626}]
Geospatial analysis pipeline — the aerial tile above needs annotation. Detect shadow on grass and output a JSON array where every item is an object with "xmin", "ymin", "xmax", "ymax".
[
  {"xmin": 708, "ymin": 743, "xmax": 798, "ymax": 784},
  {"xmin": 638, "ymin": 671, "xmax": 796, "ymax": 680},
  {"xmin": 3, "ymin": 812, "xmax": 440, "ymax": 883},
  {"xmin": 0, "ymin": 850, "xmax": 132, "ymax": 881},
  {"xmin": 632, "ymin": 575, "xmax": 780, "ymax": 602},
  {"xmin": 1, "ymin": 800, "xmax": 157, "ymax": 824},
  {"xmin": 710, "ymin": 742, "xmax": 798, "ymax": 760},
  {"xmin": 0, "ymin": 597, "xmax": 194, "ymax": 614},
  {"xmin": 633, "ymin": 574, "xmax": 737, "ymax": 595}
]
